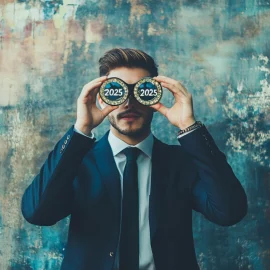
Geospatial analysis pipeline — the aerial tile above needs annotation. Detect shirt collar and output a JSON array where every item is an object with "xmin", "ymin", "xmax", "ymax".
[{"xmin": 108, "ymin": 129, "xmax": 153, "ymax": 159}]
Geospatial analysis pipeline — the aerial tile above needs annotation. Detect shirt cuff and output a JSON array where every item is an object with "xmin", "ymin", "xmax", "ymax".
[
  {"xmin": 74, "ymin": 126, "xmax": 95, "ymax": 139},
  {"xmin": 177, "ymin": 126, "xmax": 201, "ymax": 139}
]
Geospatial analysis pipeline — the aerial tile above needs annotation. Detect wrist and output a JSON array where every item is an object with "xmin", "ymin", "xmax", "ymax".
[
  {"xmin": 178, "ymin": 119, "xmax": 196, "ymax": 130},
  {"xmin": 177, "ymin": 120, "xmax": 203, "ymax": 136},
  {"xmin": 74, "ymin": 123, "xmax": 93, "ymax": 136}
]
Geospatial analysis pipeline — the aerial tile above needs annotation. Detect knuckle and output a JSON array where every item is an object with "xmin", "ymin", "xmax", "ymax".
[
  {"xmin": 77, "ymin": 96, "xmax": 84, "ymax": 103},
  {"xmin": 83, "ymin": 81, "xmax": 93, "ymax": 89}
]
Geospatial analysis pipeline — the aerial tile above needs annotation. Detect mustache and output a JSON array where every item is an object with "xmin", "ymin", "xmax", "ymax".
[{"xmin": 118, "ymin": 110, "xmax": 141, "ymax": 119}]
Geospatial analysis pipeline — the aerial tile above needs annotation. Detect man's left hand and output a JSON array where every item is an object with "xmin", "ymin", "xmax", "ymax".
[{"xmin": 150, "ymin": 75, "xmax": 196, "ymax": 130}]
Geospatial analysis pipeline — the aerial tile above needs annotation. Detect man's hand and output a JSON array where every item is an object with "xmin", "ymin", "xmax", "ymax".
[
  {"xmin": 75, "ymin": 76, "xmax": 119, "ymax": 135},
  {"xmin": 150, "ymin": 75, "xmax": 196, "ymax": 130}
]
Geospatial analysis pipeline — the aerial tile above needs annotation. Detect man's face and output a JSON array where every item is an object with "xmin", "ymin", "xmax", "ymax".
[{"xmin": 98, "ymin": 67, "xmax": 155, "ymax": 137}]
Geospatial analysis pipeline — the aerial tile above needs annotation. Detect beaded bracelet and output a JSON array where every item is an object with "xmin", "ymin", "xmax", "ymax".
[{"xmin": 177, "ymin": 121, "xmax": 204, "ymax": 136}]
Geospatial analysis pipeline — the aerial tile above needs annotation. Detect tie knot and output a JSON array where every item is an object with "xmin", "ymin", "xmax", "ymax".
[{"xmin": 122, "ymin": 147, "xmax": 140, "ymax": 162}]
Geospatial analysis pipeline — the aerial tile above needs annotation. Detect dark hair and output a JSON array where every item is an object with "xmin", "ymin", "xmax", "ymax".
[{"xmin": 99, "ymin": 48, "xmax": 158, "ymax": 77}]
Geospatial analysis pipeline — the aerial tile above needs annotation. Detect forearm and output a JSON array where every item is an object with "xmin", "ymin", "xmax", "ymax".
[
  {"xmin": 178, "ymin": 124, "xmax": 247, "ymax": 226},
  {"xmin": 21, "ymin": 125, "xmax": 96, "ymax": 226}
]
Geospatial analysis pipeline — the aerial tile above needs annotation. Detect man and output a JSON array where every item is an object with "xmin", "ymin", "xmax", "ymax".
[{"xmin": 21, "ymin": 48, "xmax": 248, "ymax": 270}]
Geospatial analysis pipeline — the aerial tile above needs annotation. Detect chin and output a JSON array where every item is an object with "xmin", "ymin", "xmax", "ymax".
[
  {"xmin": 120, "ymin": 125, "xmax": 141, "ymax": 133},
  {"xmin": 117, "ymin": 123, "xmax": 145, "ymax": 135},
  {"xmin": 120, "ymin": 129, "xmax": 144, "ymax": 137},
  {"xmin": 109, "ymin": 115, "xmax": 150, "ymax": 136}
]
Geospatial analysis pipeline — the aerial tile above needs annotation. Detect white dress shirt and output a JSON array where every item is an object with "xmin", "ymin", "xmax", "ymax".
[
  {"xmin": 108, "ymin": 130, "xmax": 155, "ymax": 269},
  {"xmin": 73, "ymin": 125, "xmax": 199, "ymax": 269}
]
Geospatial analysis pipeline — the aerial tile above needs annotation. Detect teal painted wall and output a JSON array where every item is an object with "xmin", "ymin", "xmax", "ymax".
[{"xmin": 0, "ymin": 0, "xmax": 269, "ymax": 269}]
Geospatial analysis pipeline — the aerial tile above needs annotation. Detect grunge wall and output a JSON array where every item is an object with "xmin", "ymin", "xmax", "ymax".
[{"xmin": 0, "ymin": 0, "xmax": 269, "ymax": 269}]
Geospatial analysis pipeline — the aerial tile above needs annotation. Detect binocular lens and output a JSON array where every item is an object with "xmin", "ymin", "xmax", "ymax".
[
  {"xmin": 99, "ymin": 79, "xmax": 129, "ymax": 106},
  {"xmin": 134, "ymin": 81, "xmax": 161, "ymax": 105}
]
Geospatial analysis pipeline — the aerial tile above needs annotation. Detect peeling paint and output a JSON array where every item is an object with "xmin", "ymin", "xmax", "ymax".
[{"xmin": 0, "ymin": 1, "xmax": 269, "ymax": 269}]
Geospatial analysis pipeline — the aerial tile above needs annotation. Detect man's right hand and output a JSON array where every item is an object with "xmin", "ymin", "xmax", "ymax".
[{"xmin": 74, "ymin": 76, "xmax": 119, "ymax": 136}]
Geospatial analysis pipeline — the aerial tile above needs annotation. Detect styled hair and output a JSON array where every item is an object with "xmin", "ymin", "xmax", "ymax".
[{"xmin": 99, "ymin": 48, "xmax": 158, "ymax": 77}]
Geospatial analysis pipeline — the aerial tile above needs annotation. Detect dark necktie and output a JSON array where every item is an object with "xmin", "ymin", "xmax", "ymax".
[{"xmin": 119, "ymin": 146, "xmax": 141, "ymax": 270}]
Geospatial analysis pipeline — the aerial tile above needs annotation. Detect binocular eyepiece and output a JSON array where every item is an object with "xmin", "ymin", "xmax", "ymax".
[{"xmin": 99, "ymin": 77, "xmax": 163, "ymax": 106}]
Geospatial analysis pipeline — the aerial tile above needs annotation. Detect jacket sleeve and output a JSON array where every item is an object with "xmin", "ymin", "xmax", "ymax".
[
  {"xmin": 178, "ymin": 124, "xmax": 248, "ymax": 226},
  {"xmin": 21, "ymin": 125, "xmax": 96, "ymax": 226}
]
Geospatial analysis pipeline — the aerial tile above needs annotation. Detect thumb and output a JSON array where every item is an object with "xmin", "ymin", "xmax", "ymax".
[
  {"xmin": 150, "ymin": 102, "xmax": 169, "ymax": 117},
  {"xmin": 101, "ymin": 105, "xmax": 119, "ymax": 117}
]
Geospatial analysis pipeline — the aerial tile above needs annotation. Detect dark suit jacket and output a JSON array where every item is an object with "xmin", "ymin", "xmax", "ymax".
[{"xmin": 21, "ymin": 124, "xmax": 247, "ymax": 270}]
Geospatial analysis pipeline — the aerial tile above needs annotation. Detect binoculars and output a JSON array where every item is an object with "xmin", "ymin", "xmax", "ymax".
[{"xmin": 99, "ymin": 77, "xmax": 163, "ymax": 106}]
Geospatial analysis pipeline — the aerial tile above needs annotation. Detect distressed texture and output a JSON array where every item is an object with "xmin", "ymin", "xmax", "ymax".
[{"xmin": 0, "ymin": 0, "xmax": 269, "ymax": 269}]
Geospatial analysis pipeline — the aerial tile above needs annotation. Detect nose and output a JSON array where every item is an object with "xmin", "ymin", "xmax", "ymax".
[{"xmin": 123, "ymin": 94, "xmax": 136, "ymax": 107}]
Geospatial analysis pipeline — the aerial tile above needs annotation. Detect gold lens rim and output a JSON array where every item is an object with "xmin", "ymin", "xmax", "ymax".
[
  {"xmin": 134, "ymin": 77, "xmax": 163, "ymax": 106},
  {"xmin": 99, "ymin": 78, "xmax": 129, "ymax": 106}
]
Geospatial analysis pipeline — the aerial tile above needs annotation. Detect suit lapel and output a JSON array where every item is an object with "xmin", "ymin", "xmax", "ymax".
[
  {"xmin": 149, "ymin": 136, "xmax": 170, "ymax": 242},
  {"xmin": 92, "ymin": 131, "xmax": 171, "ymax": 242},
  {"xmin": 93, "ymin": 130, "xmax": 121, "ymax": 214}
]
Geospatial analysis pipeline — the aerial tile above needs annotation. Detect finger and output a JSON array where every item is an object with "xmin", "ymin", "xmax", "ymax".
[
  {"xmin": 153, "ymin": 75, "xmax": 179, "ymax": 85},
  {"xmin": 154, "ymin": 76, "xmax": 189, "ymax": 95},
  {"xmin": 149, "ymin": 102, "xmax": 169, "ymax": 117},
  {"xmin": 90, "ymin": 75, "xmax": 108, "ymax": 84},
  {"xmin": 80, "ymin": 76, "xmax": 108, "ymax": 99},
  {"xmin": 80, "ymin": 81, "xmax": 104, "ymax": 100},
  {"xmin": 84, "ymin": 76, "xmax": 108, "ymax": 92},
  {"xmin": 161, "ymin": 82, "xmax": 189, "ymax": 98},
  {"xmin": 101, "ymin": 105, "xmax": 119, "ymax": 117},
  {"xmin": 88, "ymin": 84, "xmax": 101, "ymax": 98}
]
